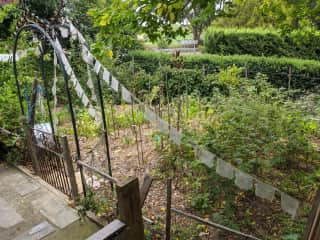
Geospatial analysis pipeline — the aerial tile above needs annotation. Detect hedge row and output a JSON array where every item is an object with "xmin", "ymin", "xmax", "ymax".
[
  {"xmin": 124, "ymin": 50, "xmax": 320, "ymax": 90},
  {"xmin": 203, "ymin": 28, "xmax": 320, "ymax": 60}
]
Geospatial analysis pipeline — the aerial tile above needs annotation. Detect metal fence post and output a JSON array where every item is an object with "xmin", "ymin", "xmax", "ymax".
[
  {"xmin": 116, "ymin": 177, "xmax": 144, "ymax": 240},
  {"xmin": 61, "ymin": 136, "xmax": 79, "ymax": 202}
]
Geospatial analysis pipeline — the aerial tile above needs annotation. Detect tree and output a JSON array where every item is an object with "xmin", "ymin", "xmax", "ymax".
[
  {"xmin": 0, "ymin": 3, "xmax": 19, "ymax": 40},
  {"xmin": 88, "ymin": 0, "xmax": 231, "ymax": 56},
  {"xmin": 184, "ymin": 1, "xmax": 230, "ymax": 42},
  {"xmin": 260, "ymin": 0, "xmax": 320, "ymax": 32},
  {"xmin": 213, "ymin": 0, "xmax": 273, "ymax": 28}
]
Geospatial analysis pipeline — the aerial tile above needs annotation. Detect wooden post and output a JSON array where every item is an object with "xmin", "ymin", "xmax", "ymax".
[
  {"xmin": 22, "ymin": 117, "xmax": 41, "ymax": 175},
  {"xmin": 116, "ymin": 177, "xmax": 144, "ymax": 240},
  {"xmin": 140, "ymin": 174, "xmax": 153, "ymax": 208},
  {"xmin": 61, "ymin": 136, "xmax": 79, "ymax": 202},
  {"xmin": 303, "ymin": 188, "xmax": 320, "ymax": 240},
  {"xmin": 288, "ymin": 66, "xmax": 292, "ymax": 91},
  {"xmin": 244, "ymin": 64, "xmax": 248, "ymax": 79},
  {"xmin": 166, "ymin": 177, "xmax": 172, "ymax": 240}
]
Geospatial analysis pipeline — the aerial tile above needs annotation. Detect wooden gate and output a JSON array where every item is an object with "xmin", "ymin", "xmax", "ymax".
[{"xmin": 24, "ymin": 121, "xmax": 79, "ymax": 200}]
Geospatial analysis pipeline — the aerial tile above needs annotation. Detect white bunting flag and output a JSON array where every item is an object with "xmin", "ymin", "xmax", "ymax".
[
  {"xmin": 88, "ymin": 106, "xmax": 96, "ymax": 119},
  {"xmin": 69, "ymin": 23, "xmax": 78, "ymax": 40},
  {"xmin": 198, "ymin": 149, "xmax": 215, "ymax": 168},
  {"xmin": 111, "ymin": 76, "xmax": 119, "ymax": 92},
  {"xmin": 103, "ymin": 69, "xmax": 110, "ymax": 85},
  {"xmin": 70, "ymin": 74, "xmax": 77, "ymax": 87},
  {"xmin": 82, "ymin": 94, "xmax": 89, "ymax": 107},
  {"xmin": 121, "ymin": 85, "xmax": 132, "ymax": 103},
  {"xmin": 59, "ymin": 27, "xmax": 69, "ymax": 38},
  {"xmin": 216, "ymin": 159, "xmax": 234, "ymax": 180},
  {"xmin": 65, "ymin": 63, "xmax": 72, "ymax": 76},
  {"xmin": 78, "ymin": 32, "xmax": 86, "ymax": 45},
  {"xmin": 280, "ymin": 192, "xmax": 300, "ymax": 218},
  {"xmin": 158, "ymin": 118, "xmax": 169, "ymax": 134},
  {"xmin": 87, "ymin": 52, "xmax": 94, "ymax": 65},
  {"xmin": 81, "ymin": 47, "xmax": 88, "ymax": 63},
  {"xmin": 235, "ymin": 169, "xmax": 253, "ymax": 191},
  {"xmin": 169, "ymin": 127, "xmax": 182, "ymax": 145},
  {"xmin": 255, "ymin": 180, "xmax": 275, "ymax": 201},
  {"xmin": 75, "ymin": 82, "xmax": 84, "ymax": 98},
  {"xmin": 94, "ymin": 60, "xmax": 102, "ymax": 74},
  {"xmin": 144, "ymin": 107, "xmax": 157, "ymax": 122}
]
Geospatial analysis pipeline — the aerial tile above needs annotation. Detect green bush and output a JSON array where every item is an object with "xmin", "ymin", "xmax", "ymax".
[
  {"xmin": 24, "ymin": 0, "xmax": 58, "ymax": 19},
  {"xmin": 125, "ymin": 50, "xmax": 320, "ymax": 90},
  {"xmin": 203, "ymin": 27, "xmax": 320, "ymax": 60}
]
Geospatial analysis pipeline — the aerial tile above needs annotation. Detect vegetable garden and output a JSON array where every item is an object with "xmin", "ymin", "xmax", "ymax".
[{"xmin": 1, "ymin": 1, "xmax": 320, "ymax": 240}]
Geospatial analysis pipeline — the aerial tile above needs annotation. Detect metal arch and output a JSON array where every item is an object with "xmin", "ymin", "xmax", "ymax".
[{"xmin": 12, "ymin": 23, "xmax": 82, "ymax": 163}]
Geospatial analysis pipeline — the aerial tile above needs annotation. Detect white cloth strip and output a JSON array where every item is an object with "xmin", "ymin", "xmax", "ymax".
[
  {"xmin": 216, "ymin": 159, "xmax": 234, "ymax": 180},
  {"xmin": 280, "ymin": 192, "xmax": 300, "ymax": 218},
  {"xmin": 103, "ymin": 68, "xmax": 110, "ymax": 85},
  {"xmin": 158, "ymin": 118, "xmax": 169, "ymax": 134},
  {"xmin": 197, "ymin": 149, "xmax": 215, "ymax": 168},
  {"xmin": 111, "ymin": 76, "xmax": 119, "ymax": 92},
  {"xmin": 235, "ymin": 169, "xmax": 253, "ymax": 191},
  {"xmin": 87, "ymin": 52, "xmax": 94, "ymax": 65},
  {"xmin": 169, "ymin": 127, "xmax": 182, "ymax": 145},
  {"xmin": 70, "ymin": 74, "xmax": 77, "ymax": 87},
  {"xmin": 121, "ymin": 85, "xmax": 132, "ymax": 103},
  {"xmin": 75, "ymin": 82, "xmax": 84, "ymax": 98},
  {"xmin": 77, "ymin": 31, "xmax": 86, "ymax": 45},
  {"xmin": 94, "ymin": 60, "xmax": 102, "ymax": 75},
  {"xmin": 88, "ymin": 106, "xmax": 96, "ymax": 118},
  {"xmin": 87, "ymin": 64, "xmax": 97, "ymax": 102},
  {"xmin": 55, "ymin": 38, "xmax": 73, "ymax": 76},
  {"xmin": 144, "ymin": 107, "xmax": 157, "ymax": 122},
  {"xmin": 59, "ymin": 26, "xmax": 69, "ymax": 38},
  {"xmin": 81, "ymin": 47, "xmax": 89, "ymax": 64},
  {"xmin": 255, "ymin": 180, "xmax": 276, "ymax": 201},
  {"xmin": 69, "ymin": 22, "xmax": 78, "ymax": 40},
  {"xmin": 54, "ymin": 33, "xmax": 102, "ymax": 125},
  {"xmin": 82, "ymin": 94, "xmax": 89, "ymax": 107}
]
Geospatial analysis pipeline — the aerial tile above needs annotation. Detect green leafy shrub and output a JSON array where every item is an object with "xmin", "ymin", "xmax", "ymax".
[
  {"xmin": 24, "ymin": 0, "xmax": 59, "ymax": 19},
  {"xmin": 125, "ymin": 50, "xmax": 320, "ymax": 90},
  {"xmin": 203, "ymin": 27, "xmax": 320, "ymax": 60}
]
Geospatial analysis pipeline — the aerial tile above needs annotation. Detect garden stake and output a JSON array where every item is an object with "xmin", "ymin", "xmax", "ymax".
[
  {"xmin": 288, "ymin": 65, "xmax": 292, "ymax": 91},
  {"xmin": 110, "ymin": 83, "xmax": 118, "ymax": 138},
  {"xmin": 132, "ymin": 59, "xmax": 145, "ymax": 164},
  {"xmin": 96, "ymin": 72, "xmax": 114, "ymax": 191},
  {"xmin": 166, "ymin": 177, "xmax": 172, "ymax": 240},
  {"xmin": 131, "ymin": 97, "xmax": 141, "ymax": 166}
]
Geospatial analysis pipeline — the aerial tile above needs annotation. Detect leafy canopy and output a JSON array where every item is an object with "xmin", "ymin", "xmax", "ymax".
[{"xmin": 88, "ymin": 0, "xmax": 225, "ymax": 55}]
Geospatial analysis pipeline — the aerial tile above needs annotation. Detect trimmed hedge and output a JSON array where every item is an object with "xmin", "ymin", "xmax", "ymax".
[
  {"xmin": 125, "ymin": 50, "xmax": 320, "ymax": 90},
  {"xmin": 203, "ymin": 28, "xmax": 320, "ymax": 60}
]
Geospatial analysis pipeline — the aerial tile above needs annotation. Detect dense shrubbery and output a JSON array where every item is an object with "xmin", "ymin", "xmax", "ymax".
[
  {"xmin": 203, "ymin": 28, "xmax": 320, "ymax": 60},
  {"xmin": 125, "ymin": 50, "xmax": 320, "ymax": 90}
]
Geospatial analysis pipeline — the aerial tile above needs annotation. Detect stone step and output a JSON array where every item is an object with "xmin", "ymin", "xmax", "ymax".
[
  {"xmin": 13, "ymin": 221, "xmax": 56, "ymax": 240},
  {"xmin": 31, "ymin": 194, "xmax": 79, "ymax": 229},
  {"xmin": 0, "ymin": 197, "xmax": 24, "ymax": 229}
]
